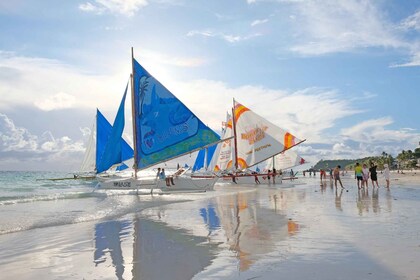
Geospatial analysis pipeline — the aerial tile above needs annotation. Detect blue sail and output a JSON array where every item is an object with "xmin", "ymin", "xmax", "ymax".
[
  {"xmin": 97, "ymin": 84, "xmax": 132, "ymax": 173},
  {"xmin": 132, "ymin": 58, "xmax": 220, "ymax": 169},
  {"xmin": 192, "ymin": 144, "xmax": 217, "ymax": 172},
  {"xmin": 96, "ymin": 109, "xmax": 112, "ymax": 167}
]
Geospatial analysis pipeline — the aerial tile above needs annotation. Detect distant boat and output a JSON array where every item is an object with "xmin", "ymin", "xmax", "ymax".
[
  {"xmin": 97, "ymin": 49, "xmax": 221, "ymax": 192},
  {"xmin": 210, "ymin": 99, "xmax": 306, "ymax": 185}
]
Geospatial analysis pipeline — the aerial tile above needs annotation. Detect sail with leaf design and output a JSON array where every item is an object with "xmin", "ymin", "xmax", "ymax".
[{"xmin": 132, "ymin": 58, "xmax": 220, "ymax": 170}]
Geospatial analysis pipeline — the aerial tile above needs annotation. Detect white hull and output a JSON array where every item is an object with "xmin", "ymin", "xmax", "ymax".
[{"xmin": 97, "ymin": 175, "xmax": 218, "ymax": 192}]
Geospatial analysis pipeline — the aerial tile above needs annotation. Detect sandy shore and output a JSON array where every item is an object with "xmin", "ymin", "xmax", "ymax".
[{"xmin": 0, "ymin": 174, "xmax": 419, "ymax": 279}]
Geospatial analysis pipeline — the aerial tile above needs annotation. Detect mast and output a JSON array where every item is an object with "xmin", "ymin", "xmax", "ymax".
[
  {"xmin": 130, "ymin": 47, "xmax": 138, "ymax": 179},
  {"xmin": 232, "ymin": 98, "xmax": 239, "ymax": 170},
  {"xmin": 272, "ymin": 156, "xmax": 275, "ymax": 171}
]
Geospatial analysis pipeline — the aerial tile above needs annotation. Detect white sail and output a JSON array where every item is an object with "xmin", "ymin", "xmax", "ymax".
[
  {"xmin": 264, "ymin": 149, "xmax": 306, "ymax": 171},
  {"xmin": 233, "ymin": 100, "xmax": 304, "ymax": 169},
  {"xmin": 212, "ymin": 113, "xmax": 234, "ymax": 172},
  {"xmin": 80, "ymin": 116, "xmax": 96, "ymax": 173}
]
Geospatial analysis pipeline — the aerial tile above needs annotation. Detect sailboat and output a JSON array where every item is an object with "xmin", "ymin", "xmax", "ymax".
[
  {"xmin": 212, "ymin": 99, "xmax": 306, "ymax": 185},
  {"xmin": 80, "ymin": 83, "xmax": 134, "ymax": 178},
  {"xmin": 97, "ymin": 49, "xmax": 221, "ymax": 192}
]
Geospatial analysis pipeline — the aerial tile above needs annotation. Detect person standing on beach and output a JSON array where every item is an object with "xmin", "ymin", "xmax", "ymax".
[
  {"xmin": 369, "ymin": 162, "xmax": 379, "ymax": 188},
  {"xmin": 383, "ymin": 164, "xmax": 390, "ymax": 188},
  {"xmin": 354, "ymin": 162, "xmax": 363, "ymax": 189},
  {"xmin": 320, "ymin": 169, "xmax": 326, "ymax": 183},
  {"xmin": 362, "ymin": 164, "xmax": 369, "ymax": 188},
  {"xmin": 333, "ymin": 165, "xmax": 344, "ymax": 189}
]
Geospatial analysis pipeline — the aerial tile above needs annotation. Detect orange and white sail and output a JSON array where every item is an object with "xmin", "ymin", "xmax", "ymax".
[{"xmin": 232, "ymin": 100, "xmax": 304, "ymax": 170}]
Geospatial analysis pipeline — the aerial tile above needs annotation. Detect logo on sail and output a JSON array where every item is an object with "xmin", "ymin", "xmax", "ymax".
[{"xmin": 241, "ymin": 125, "xmax": 268, "ymax": 145}]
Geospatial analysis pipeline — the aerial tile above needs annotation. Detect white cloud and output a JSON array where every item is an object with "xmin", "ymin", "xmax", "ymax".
[
  {"xmin": 400, "ymin": 10, "xmax": 420, "ymax": 31},
  {"xmin": 0, "ymin": 52, "xmax": 128, "ymax": 113},
  {"xmin": 139, "ymin": 49, "xmax": 207, "ymax": 67},
  {"xmin": 79, "ymin": 2, "xmax": 104, "ymax": 14},
  {"xmin": 187, "ymin": 30, "xmax": 262, "ymax": 43},
  {"xmin": 289, "ymin": 0, "xmax": 403, "ymax": 55},
  {"xmin": 34, "ymin": 92, "xmax": 76, "ymax": 111},
  {"xmin": 0, "ymin": 113, "xmax": 85, "ymax": 171},
  {"xmin": 79, "ymin": 0, "xmax": 148, "ymax": 17},
  {"xmin": 0, "ymin": 113, "xmax": 38, "ymax": 152},
  {"xmin": 251, "ymin": 19, "xmax": 269, "ymax": 27},
  {"xmin": 341, "ymin": 117, "xmax": 420, "ymax": 146},
  {"xmin": 390, "ymin": 48, "xmax": 420, "ymax": 67}
]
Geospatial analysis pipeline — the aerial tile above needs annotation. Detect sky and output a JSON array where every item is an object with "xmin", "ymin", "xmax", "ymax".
[{"xmin": 0, "ymin": 0, "xmax": 419, "ymax": 171}]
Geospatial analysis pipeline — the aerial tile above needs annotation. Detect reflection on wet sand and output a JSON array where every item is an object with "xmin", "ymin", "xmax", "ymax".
[
  {"xmin": 92, "ymin": 189, "xmax": 304, "ymax": 278},
  {"xmin": 215, "ymin": 191, "xmax": 296, "ymax": 271},
  {"xmin": 94, "ymin": 220, "xmax": 131, "ymax": 280},
  {"xmin": 131, "ymin": 217, "xmax": 216, "ymax": 280},
  {"xmin": 335, "ymin": 188, "xmax": 343, "ymax": 212},
  {"xmin": 372, "ymin": 188, "xmax": 379, "ymax": 213},
  {"xmin": 357, "ymin": 188, "xmax": 371, "ymax": 215},
  {"xmin": 356, "ymin": 187, "xmax": 392, "ymax": 215}
]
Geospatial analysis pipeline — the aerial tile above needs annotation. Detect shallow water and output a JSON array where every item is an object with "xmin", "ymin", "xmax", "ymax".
[{"xmin": 0, "ymin": 173, "xmax": 419, "ymax": 279}]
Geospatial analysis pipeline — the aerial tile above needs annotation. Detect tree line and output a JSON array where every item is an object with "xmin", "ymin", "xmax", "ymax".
[{"xmin": 313, "ymin": 147, "xmax": 420, "ymax": 171}]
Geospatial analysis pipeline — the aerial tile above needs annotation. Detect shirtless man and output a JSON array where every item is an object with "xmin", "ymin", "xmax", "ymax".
[{"xmin": 333, "ymin": 165, "xmax": 344, "ymax": 189}]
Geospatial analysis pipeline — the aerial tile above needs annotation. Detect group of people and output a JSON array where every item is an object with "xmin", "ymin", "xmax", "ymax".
[
  {"xmin": 354, "ymin": 162, "xmax": 390, "ymax": 189},
  {"xmin": 322, "ymin": 161, "xmax": 390, "ymax": 190},
  {"xmin": 156, "ymin": 167, "xmax": 175, "ymax": 187}
]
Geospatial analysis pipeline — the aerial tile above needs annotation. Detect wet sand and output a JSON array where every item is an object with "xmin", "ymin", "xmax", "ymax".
[{"xmin": 0, "ymin": 173, "xmax": 419, "ymax": 279}]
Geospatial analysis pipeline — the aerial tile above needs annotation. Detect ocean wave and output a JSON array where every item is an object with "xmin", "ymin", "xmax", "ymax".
[{"xmin": 0, "ymin": 191, "xmax": 107, "ymax": 206}]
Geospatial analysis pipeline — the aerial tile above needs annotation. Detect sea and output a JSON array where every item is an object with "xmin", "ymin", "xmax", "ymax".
[{"xmin": 0, "ymin": 170, "xmax": 185, "ymax": 235}]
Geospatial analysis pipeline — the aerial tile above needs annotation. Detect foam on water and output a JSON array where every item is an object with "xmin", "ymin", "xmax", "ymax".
[{"xmin": 0, "ymin": 171, "xmax": 193, "ymax": 235}]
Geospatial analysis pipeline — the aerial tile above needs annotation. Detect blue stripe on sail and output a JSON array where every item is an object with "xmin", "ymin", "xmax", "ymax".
[
  {"xmin": 193, "ymin": 149, "xmax": 205, "ymax": 172},
  {"xmin": 192, "ymin": 144, "xmax": 217, "ymax": 172},
  {"xmin": 133, "ymin": 58, "xmax": 220, "ymax": 169},
  {"xmin": 97, "ymin": 84, "xmax": 128, "ymax": 173}
]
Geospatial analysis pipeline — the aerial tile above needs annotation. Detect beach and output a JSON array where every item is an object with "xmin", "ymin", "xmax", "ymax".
[{"xmin": 0, "ymin": 171, "xmax": 420, "ymax": 279}]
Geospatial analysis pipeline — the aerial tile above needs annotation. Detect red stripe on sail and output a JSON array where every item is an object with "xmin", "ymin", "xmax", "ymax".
[
  {"xmin": 284, "ymin": 132, "xmax": 296, "ymax": 149},
  {"xmin": 234, "ymin": 103, "xmax": 250, "ymax": 122}
]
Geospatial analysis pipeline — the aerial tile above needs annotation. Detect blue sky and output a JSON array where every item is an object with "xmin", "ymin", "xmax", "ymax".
[{"xmin": 0, "ymin": 0, "xmax": 419, "ymax": 171}]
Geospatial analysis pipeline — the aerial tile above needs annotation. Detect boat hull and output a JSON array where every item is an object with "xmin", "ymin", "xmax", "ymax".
[{"xmin": 97, "ymin": 175, "xmax": 218, "ymax": 192}]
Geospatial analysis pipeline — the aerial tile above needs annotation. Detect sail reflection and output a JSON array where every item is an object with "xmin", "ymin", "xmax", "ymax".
[
  {"xmin": 94, "ymin": 220, "xmax": 131, "ymax": 280},
  {"xmin": 131, "ymin": 216, "xmax": 216, "ymax": 280},
  {"xmin": 91, "ymin": 190, "xmax": 302, "ymax": 278},
  {"xmin": 215, "ymin": 192, "xmax": 291, "ymax": 271}
]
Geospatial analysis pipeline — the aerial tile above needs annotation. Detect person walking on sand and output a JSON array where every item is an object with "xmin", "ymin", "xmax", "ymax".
[
  {"xmin": 354, "ymin": 162, "xmax": 363, "ymax": 189},
  {"xmin": 383, "ymin": 164, "xmax": 390, "ymax": 188},
  {"xmin": 320, "ymin": 169, "xmax": 326, "ymax": 184},
  {"xmin": 369, "ymin": 162, "xmax": 379, "ymax": 188},
  {"xmin": 362, "ymin": 164, "xmax": 369, "ymax": 188},
  {"xmin": 333, "ymin": 165, "xmax": 344, "ymax": 189}
]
